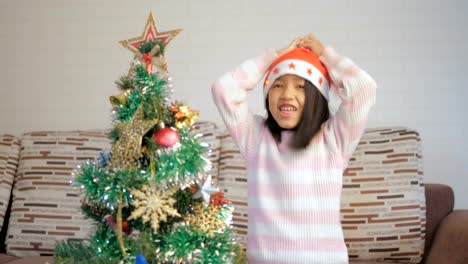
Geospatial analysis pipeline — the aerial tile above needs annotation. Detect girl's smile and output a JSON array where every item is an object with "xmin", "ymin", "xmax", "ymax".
[{"xmin": 268, "ymin": 74, "xmax": 305, "ymax": 129}]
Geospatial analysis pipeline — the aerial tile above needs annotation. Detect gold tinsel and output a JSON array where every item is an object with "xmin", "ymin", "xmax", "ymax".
[
  {"xmin": 108, "ymin": 107, "xmax": 158, "ymax": 169},
  {"xmin": 185, "ymin": 203, "xmax": 227, "ymax": 236},
  {"xmin": 128, "ymin": 185, "xmax": 180, "ymax": 233}
]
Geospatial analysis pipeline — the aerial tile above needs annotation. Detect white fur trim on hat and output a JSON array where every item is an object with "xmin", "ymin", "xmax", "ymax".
[{"xmin": 263, "ymin": 59, "xmax": 330, "ymax": 100}]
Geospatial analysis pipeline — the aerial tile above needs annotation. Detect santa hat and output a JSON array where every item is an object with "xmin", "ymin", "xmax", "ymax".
[{"xmin": 263, "ymin": 47, "xmax": 331, "ymax": 101}]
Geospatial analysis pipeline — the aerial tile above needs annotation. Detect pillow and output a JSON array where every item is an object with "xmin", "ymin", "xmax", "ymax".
[
  {"xmin": 0, "ymin": 135, "xmax": 21, "ymax": 231},
  {"xmin": 341, "ymin": 127, "xmax": 426, "ymax": 263},
  {"xmin": 6, "ymin": 131, "xmax": 110, "ymax": 257},
  {"xmin": 217, "ymin": 131, "xmax": 248, "ymax": 248}
]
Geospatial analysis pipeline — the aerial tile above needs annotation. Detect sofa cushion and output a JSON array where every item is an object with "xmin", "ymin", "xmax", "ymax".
[
  {"xmin": 218, "ymin": 127, "xmax": 426, "ymax": 263},
  {"xmin": 6, "ymin": 130, "xmax": 110, "ymax": 257},
  {"xmin": 342, "ymin": 127, "xmax": 425, "ymax": 263},
  {"xmin": 0, "ymin": 135, "xmax": 21, "ymax": 232},
  {"xmin": 218, "ymin": 132, "xmax": 248, "ymax": 248}
]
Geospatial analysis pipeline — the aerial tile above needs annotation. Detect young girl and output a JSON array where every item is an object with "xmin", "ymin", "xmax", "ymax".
[{"xmin": 212, "ymin": 34, "xmax": 376, "ymax": 264}]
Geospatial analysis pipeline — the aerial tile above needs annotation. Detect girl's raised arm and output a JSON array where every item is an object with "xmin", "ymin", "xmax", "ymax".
[
  {"xmin": 211, "ymin": 49, "xmax": 277, "ymax": 158},
  {"xmin": 320, "ymin": 46, "xmax": 377, "ymax": 166}
]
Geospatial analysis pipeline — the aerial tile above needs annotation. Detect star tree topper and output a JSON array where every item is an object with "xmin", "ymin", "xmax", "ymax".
[{"xmin": 119, "ymin": 13, "xmax": 182, "ymax": 73}]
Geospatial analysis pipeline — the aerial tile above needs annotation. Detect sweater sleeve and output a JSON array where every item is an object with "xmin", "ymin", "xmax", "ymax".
[
  {"xmin": 319, "ymin": 47, "xmax": 377, "ymax": 166},
  {"xmin": 211, "ymin": 49, "xmax": 278, "ymax": 158}
]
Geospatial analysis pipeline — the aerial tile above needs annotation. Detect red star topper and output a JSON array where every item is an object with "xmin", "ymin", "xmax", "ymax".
[
  {"xmin": 119, "ymin": 13, "xmax": 182, "ymax": 57},
  {"xmin": 119, "ymin": 13, "xmax": 182, "ymax": 74}
]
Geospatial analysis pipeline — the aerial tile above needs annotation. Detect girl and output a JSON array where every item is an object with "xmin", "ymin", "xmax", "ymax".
[{"xmin": 212, "ymin": 34, "xmax": 377, "ymax": 264}]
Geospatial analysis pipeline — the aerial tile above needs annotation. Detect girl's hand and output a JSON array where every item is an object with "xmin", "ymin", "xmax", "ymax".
[
  {"xmin": 297, "ymin": 34, "xmax": 324, "ymax": 56},
  {"xmin": 276, "ymin": 36, "xmax": 303, "ymax": 56}
]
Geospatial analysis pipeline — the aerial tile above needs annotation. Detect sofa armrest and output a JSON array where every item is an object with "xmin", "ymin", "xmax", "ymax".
[
  {"xmin": 424, "ymin": 183, "xmax": 454, "ymax": 252},
  {"xmin": 424, "ymin": 210, "xmax": 468, "ymax": 264}
]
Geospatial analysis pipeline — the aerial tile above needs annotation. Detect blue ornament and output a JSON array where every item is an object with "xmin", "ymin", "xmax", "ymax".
[
  {"xmin": 97, "ymin": 151, "xmax": 112, "ymax": 168},
  {"xmin": 135, "ymin": 254, "xmax": 148, "ymax": 264}
]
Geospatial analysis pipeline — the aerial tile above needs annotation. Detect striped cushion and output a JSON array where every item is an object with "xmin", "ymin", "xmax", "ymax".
[
  {"xmin": 342, "ymin": 127, "xmax": 425, "ymax": 263},
  {"xmin": 217, "ymin": 127, "xmax": 425, "ymax": 262},
  {"xmin": 6, "ymin": 131, "xmax": 110, "ymax": 257},
  {"xmin": 218, "ymin": 132, "xmax": 248, "ymax": 248},
  {"xmin": 0, "ymin": 135, "xmax": 21, "ymax": 231}
]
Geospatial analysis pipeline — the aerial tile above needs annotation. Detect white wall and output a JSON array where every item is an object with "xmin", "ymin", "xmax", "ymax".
[{"xmin": 0, "ymin": 0, "xmax": 467, "ymax": 208}]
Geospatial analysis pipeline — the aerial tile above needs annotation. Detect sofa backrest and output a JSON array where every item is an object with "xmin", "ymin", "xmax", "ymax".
[
  {"xmin": 5, "ymin": 131, "xmax": 110, "ymax": 257},
  {"xmin": 0, "ymin": 135, "xmax": 21, "ymax": 252}
]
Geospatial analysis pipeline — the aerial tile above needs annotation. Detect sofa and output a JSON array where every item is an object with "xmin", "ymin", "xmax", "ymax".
[{"xmin": 0, "ymin": 123, "xmax": 467, "ymax": 264}]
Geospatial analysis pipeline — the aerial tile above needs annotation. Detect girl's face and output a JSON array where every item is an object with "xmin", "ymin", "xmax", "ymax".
[{"xmin": 268, "ymin": 74, "xmax": 306, "ymax": 129}]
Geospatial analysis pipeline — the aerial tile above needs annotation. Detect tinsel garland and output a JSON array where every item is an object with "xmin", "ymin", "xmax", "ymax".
[
  {"xmin": 113, "ymin": 64, "xmax": 169, "ymax": 124},
  {"xmin": 75, "ymin": 162, "xmax": 150, "ymax": 209},
  {"xmin": 115, "ymin": 75, "xmax": 134, "ymax": 90},
  {"xmin": 55, "ymin": 224, "xmax": 132, "ymax": 263},
  {"xmin": 139, "ymin": 225, "xmax": 241, "ymax": 264},
  {"xmin": 81, "ymin": 201, "xmax": 112, "ymax": 223},
  {"xmin": 154, "ymin": 129, "xmax": 211, "ymax": 188},
  {"xmin": 55, "ymin": 225, "xmax": 243, "ymax": 264}
]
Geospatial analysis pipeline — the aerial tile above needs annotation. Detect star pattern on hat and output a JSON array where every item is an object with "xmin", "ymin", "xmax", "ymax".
[
  {"xmin": 319, "ymin": 77, "xmax": 323, "ymax": 86},
  {"xmin": 288, "ymin": 62, "xmax": 296, "ymax": 70},
  {"xmin": 273, "ymin": 67, "xmax": 279, "ymax": 74},
  {"xmin": 307, "ymin": 68, "xmax": 312, "ymax": 76}
]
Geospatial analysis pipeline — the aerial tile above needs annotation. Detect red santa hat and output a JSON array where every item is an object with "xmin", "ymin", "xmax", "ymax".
[{"xmin": 263, "ymin": 47, "xmax": 331, "ymax": 101}]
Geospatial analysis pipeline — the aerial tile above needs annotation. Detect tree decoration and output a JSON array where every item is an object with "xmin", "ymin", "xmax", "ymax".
[
  {"xmin": 108, "ymin": 107, "xmax": 158, "ymax": 169},
  {"xmin": 185, "ymin": 203, "xmax": 229, "ymax": 236},
  {"xmin": 109, "ymin": 90, "xmax": 131, "ymax": 108},
  {"xmin": 210, "ymin": 191, "xmax": 231, "ymax": 207},
  {"xmin": 192, "ymin": 175, "xmax": 219, "ymax": 205},
  {"xmin": 170, "ymin": 101, "xmax": 199, "ymax": 128},
  {"xmin": 128, "ymin": 185, "xmax": 180, "ymax": 233},
  {"xmin": 152, "ymin": 126, "xmax": 180, "ymax": 148},
  {"xmin": 119, "ymin": 13, "xmax": 181, "ymax": 74},
  {"xmin": 105, "ymin": 214, "xmax": 132, "ymax": 235}
]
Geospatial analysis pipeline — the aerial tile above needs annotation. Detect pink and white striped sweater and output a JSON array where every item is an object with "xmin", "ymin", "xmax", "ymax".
[{"xmin": 212, "ymin": 47, "xmax": 377, "ymax": 264}]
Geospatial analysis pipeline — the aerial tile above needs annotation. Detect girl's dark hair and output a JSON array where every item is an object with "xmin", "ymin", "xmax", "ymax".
[{"xmin": 265, "ymin": 79, "xmax": 330, "ymax": 149}]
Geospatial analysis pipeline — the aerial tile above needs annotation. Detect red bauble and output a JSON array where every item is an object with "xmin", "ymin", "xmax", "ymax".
[{"xmin": 153, "ymin": 127, "xmax": 180, "ymax": 147}]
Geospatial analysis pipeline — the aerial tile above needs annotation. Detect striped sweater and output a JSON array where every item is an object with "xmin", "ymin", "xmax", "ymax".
[{"xmin": 212, "ymin": 47, "xmax": 377, "ymax": 264}]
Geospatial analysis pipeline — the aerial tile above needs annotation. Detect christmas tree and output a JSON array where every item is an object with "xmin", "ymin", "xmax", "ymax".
[{"xmin": 54, "ymin": 13, "xmax": 243, "ymax": 264}]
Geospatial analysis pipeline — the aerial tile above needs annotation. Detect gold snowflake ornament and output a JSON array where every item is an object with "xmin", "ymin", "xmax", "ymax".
[
  {"xmin": 128, "ymin": 185, "xmax": 180, "ymax": 232},
  {"xmin": 185, "ymin": 203, "xmax": 228, "ymax": 236}
]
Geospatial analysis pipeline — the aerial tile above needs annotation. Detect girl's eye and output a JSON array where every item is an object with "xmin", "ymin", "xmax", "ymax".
[
  {"xmin": 273, "ymin": 84, "xmax": 283, "ymax": 88},
  {"xmin": 297, "ymin": 85, "xmax": 305, "ymax": 89}
]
